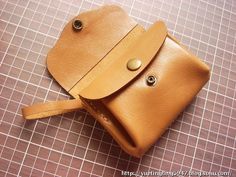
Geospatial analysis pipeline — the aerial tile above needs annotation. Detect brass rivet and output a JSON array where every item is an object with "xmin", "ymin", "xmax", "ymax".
[
  {"xmin": 72, "ymin": 19, "xmax": 83, "ymax": 31},
  {"xmin": 127, "ymin": 58, "xmax": 142, "ymax": 71},
  {"xmin": 146, "ymin": 75, "xmax": 157, "ymax": 86}
]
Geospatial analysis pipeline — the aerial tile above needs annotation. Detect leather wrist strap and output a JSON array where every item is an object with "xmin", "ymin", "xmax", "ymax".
[{"xmin": 22, "ymin": 99, "xmax": 83, "ymax": 120}]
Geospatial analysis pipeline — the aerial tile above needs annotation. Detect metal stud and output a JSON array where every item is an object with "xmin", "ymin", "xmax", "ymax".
[
  {"xmin": 127, "ymin": 58, "xmax": 142, "ymax": 71},
  {"xmin": 72, "ymin": 19, "xmax": 83, "ymax": 31},
  {"xmin": 146, "ymin": 75, "xmax": 157, "ymax": 86}
]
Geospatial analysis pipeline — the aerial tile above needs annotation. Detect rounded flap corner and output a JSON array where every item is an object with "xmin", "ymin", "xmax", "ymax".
[{"xmin": 80, "ymin": 21, "xmax": 168, "ymax": 100}]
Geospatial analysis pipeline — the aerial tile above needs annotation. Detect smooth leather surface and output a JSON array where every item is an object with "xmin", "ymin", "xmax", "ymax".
[
  {"xmin": 47, "ymin": 5, "xmax": 137, "ymax": 91},
  {"xmin": 80, "ymin": 21, "xmax": 167, "ymax": 99},
  {"xmin": 69, "ymin": 25, "xmax": 145, "ymax": 98},
  {"xmin": 22, "ymin": 5, "xmax": 210, "ymax": 157}
]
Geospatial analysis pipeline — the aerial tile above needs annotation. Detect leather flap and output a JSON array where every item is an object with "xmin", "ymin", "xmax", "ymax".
[
  {"xmin": 46, "ymin": 5, "xmax": 137, "ymax": 92},
  {"xmin": 80, "ymin": 21, "xmax": 167, "ymax": 100}
]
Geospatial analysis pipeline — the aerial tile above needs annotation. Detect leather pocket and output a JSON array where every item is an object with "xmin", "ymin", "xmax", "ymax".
[
  {"xmin": 80, "ymin": 25, "xmax": 210, "ymax": 157},
  {"xmin": 102, "ymin": 37, "xmax": 209, "ymax": 156}
]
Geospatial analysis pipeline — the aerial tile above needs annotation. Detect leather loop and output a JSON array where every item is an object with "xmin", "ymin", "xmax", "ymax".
[{"xmin": 22, "ymin": 99, "xmax": 83, "ymax": 120}]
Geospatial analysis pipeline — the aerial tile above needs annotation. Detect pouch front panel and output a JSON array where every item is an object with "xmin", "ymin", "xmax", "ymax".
[{"xmin": 101, "ymin": 37, "xmax": 210, "ymax": 154}]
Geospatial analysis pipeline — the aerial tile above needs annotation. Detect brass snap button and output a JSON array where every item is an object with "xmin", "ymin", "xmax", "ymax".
[
  {"xmin": 146, "ymin": 75, "xmax": 157, "ymax": 86},
  {"xmin": 72, "ymin": 19, "xmax": 83, "ymax": 31},
  {"xmin": 127, "ymin": 58, "xmax": 142, "ymax": 71}
]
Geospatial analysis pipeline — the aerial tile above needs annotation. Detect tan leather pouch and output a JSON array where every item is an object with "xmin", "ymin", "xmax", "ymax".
[{"xmin": 22, "ymin": 5, "xmax": 210, "ymax": 157}]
